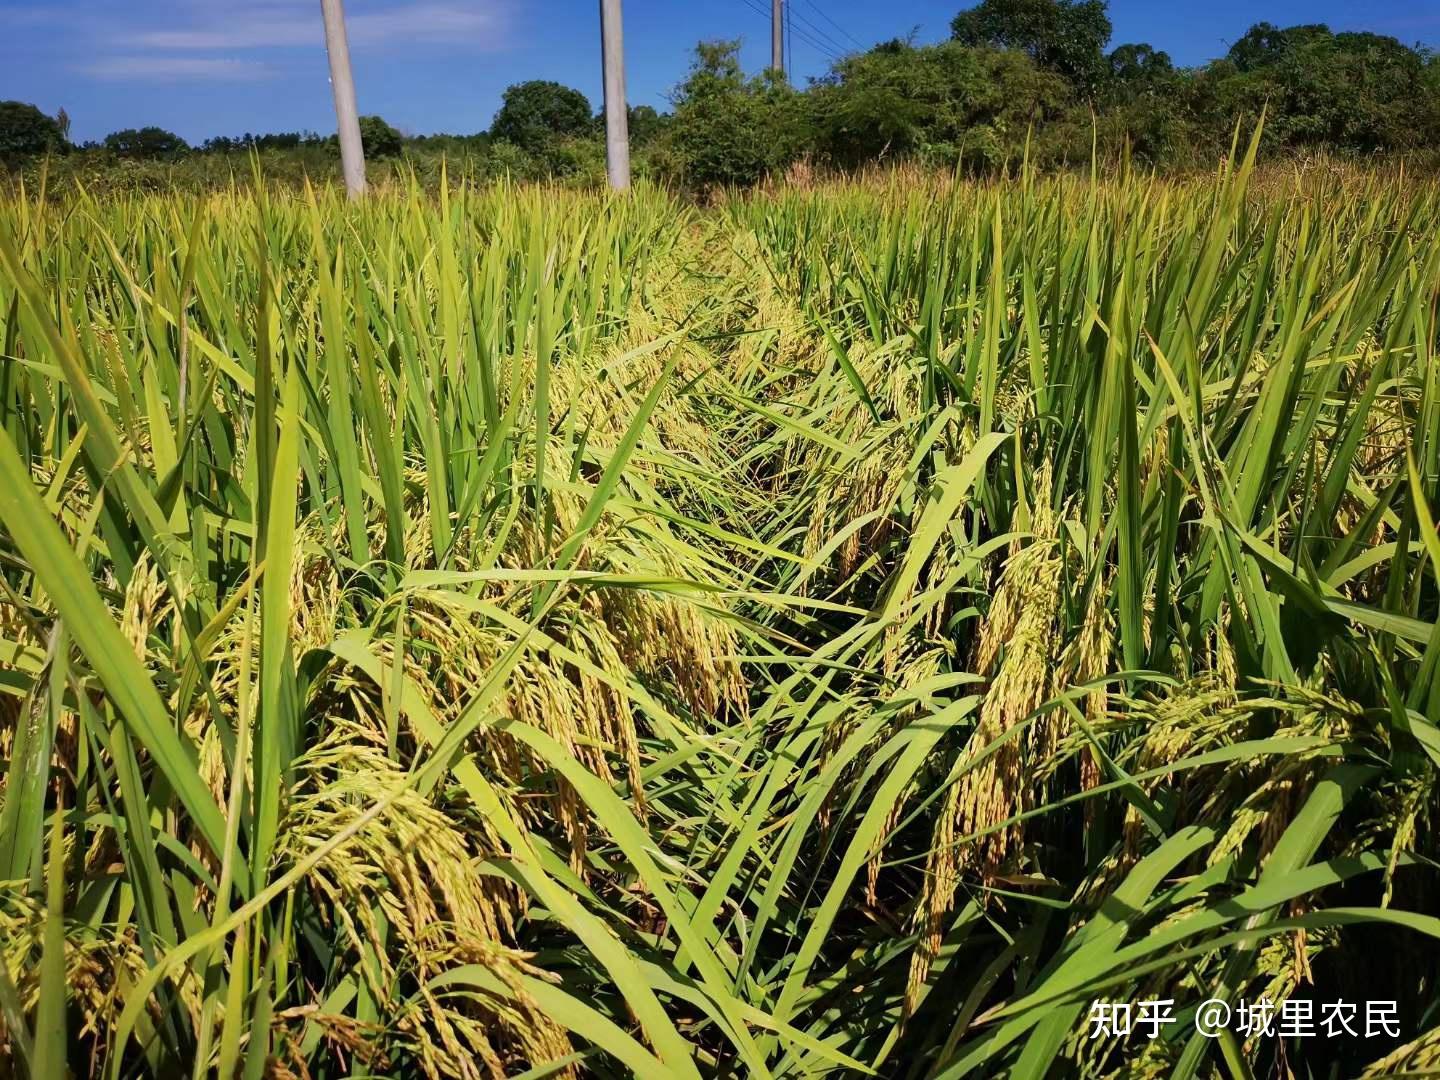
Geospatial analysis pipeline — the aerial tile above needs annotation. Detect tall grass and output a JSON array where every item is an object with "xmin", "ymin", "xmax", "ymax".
[{"xmin": 2, "ymin": 140, "xmax": 1440, "ymax": 1077}]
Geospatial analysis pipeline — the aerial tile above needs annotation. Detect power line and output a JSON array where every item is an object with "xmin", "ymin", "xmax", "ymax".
[
  {"xmin": 736, "ymin": 0, "xmax": 779, "ymax": 59},
  {"xmin": 788, "ymin": 7, "xmax": 850, "ymax": 60},
  {"xmin": 796, "ymin": 0, "xmax": 866, "ymax": 52},
  {"xmin": 787, "ymin": 19, "xmax": 844, "ymax": 65},
  {"xmin": 737, "ymin": 0, "xmax": 843, "ymax": 64},
  {"xmin": 786, "ymin": 0, "xmax": 793, "ymax": 75}
]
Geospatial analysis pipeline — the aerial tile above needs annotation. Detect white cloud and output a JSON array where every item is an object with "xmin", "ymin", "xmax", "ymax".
[
  {"xmin": 25, "ymin": 0, "xmax": 510, "ymax": 90},
  {"xmin": 127, "ymin": 2, "xmax": 507, "ymax": 51},
  {"xmin": 80, "ymin": 56, "xmax": 276, "ymax": 81},
  {"xmin": 129, "ymin": 20, "xmax": 321, "ymax": 50},
  {"xmin": 347, "ymin": 3, "xmax": 506, "ymax": 46}
]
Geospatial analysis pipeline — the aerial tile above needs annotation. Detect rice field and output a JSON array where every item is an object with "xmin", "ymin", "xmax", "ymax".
[{"xmin": 3, "ymin": 138, "xmax": 1440, "ymax": 1078}]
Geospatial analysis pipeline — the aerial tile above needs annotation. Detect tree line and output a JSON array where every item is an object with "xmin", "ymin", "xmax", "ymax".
[{"xmin": 4, "ymin": 0, "xmax": 1439, "ymax": 189}]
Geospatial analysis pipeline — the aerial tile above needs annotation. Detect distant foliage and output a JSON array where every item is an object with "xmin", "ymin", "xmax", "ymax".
[
  {"xmin": 490, "ymin": 80, "xmax": 594, "ymax": 153},
  {"xmin": 1199, "ymin": 25, "xmax": 1440, "ymax": 153},
  {"xmin": 103, "ymin": 126, "xmax": 189, "ymax": 159},
  {"xmin": 951, "ymin": 0, "xmax": 1113, "ymax": 95},
  {"xmin": 1225, "ymin": 22, "xmax": 1332, "ymax": 73},
  {"xmin": 659, "ymin": 41, "xmax": 812, "ymax": 187},
  {"xmin": 808, "ymin": 40, "xmax": 1069, "ymax": 168},
  {"xmin": 357, "ymin": 115, "xmax": 404, "ymax": 158},
  {"xmin": 627, "ymin": 104, "xmax": 668, "ymax": 147},
  {"xmin": 1106, "ymin": 43, "xmax": 1173, "ymax": 96},
  {"xmin": 201, "ymin": 131, "xmax": 326, "ymax": 153},
  {"xmin": 0, "ymin": 101, "xmax": 68, "ymax": 162}
]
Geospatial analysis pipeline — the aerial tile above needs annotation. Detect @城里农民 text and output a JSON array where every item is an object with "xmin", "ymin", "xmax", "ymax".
[{"xmin": 1086, "ymin": 997, "xmax": 1401, "ymax": 1041}]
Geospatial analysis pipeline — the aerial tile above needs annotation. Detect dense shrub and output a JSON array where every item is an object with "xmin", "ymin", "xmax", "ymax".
[
  {"xmin": 809, "ymin": 40, "xmax": 1072, "ymax": 169},
  {"xmin": 656, "ymin": 41, "xmax": 813, "ymax": 187},
  {"xmin": 103, "ymin": 126, "xmax": 188, "ymax": 159}
]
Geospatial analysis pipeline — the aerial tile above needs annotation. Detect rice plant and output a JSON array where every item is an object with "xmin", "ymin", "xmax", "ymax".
[{"xmin": 3, "ymin": 138, "xmax": 1440, "ymax": 1078}]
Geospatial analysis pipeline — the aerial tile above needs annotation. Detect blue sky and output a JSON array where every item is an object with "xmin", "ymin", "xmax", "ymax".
[{"xmin": 3, "ymin": 0, "xmax": 1437, "ymax": 144}]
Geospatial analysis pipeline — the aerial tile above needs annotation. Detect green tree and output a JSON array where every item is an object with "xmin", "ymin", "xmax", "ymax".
[
  {"xmin": 811, "ymin": 39, "xmax": 1070, "ymax": 168},
  {"xmin": 490, "ymin": 81, "xmax": 594, "ymax": 153},
  {"xmin": 1102, "ymin": 42, "xmax": 1186, "ymax": 164},
  {"xmin": 103, "ymin": 126, "xmax": 188, "ymax": 159},
  {"xmin": 1107, "ymin": 42, "xmax": 1173, "ymax": 95},
  {"xmin": 357, "ymin": 115, "xmax": 404, "ymax": 157},
  {"xmin": 1224, "ymin": 22, "xmax": 1331, "ymax": 73},
  {"xmin": 627, "ymin": 104, "xmax": 668, "ymax": 147},
  {"xmin": 1191, "ymin": 24, "xmax": 1440, "ymax": 153},
  {"xmin": 660, "ymin": 41, "xmax": 812, "ymax": 187},
  {"xmin": 951, "ymin": 0, "xmax": 1112, "ymax": 95},
  {"xmin": 0, "ymin": 101, "xmax": 68, "ymax": 162}
]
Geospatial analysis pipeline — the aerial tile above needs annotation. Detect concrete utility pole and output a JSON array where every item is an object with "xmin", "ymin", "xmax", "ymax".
[
  {"xmin": 600, "ymin": 0, "xmax": 631, "ymax": 190},
  {"xmin": 772, "ymin": 0, "xmax": 784, "ymax": 77},
  {"xmin": 320, "ymin": 0, "xmax": 366, "ymax": 199}
]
